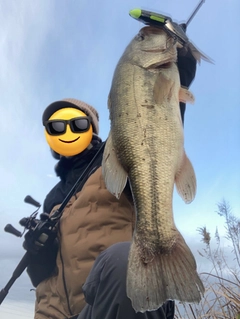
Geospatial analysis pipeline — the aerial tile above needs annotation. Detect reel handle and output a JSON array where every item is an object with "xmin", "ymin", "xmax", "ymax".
[
  {"xmin": 4, "ymin": 224, "xmax": 22, "ymax": 237},
  {"xmin": 24, "ymin": 195, "xmax": 41, "ymax": 208}
]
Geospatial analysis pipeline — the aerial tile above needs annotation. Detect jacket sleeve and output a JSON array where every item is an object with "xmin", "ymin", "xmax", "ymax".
[{"xmin": 26, "ymin": 239, "xmax": 58, "ymax": 287}]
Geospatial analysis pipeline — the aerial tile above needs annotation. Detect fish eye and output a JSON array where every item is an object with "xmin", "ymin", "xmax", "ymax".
[{"xmin": 136, "ymin": 32, "xmax": 145, "ymax": 41}]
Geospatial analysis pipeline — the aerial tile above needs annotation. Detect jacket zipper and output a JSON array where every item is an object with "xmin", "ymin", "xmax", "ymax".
[{"xmin": 59, "ymin": 224, "xmax": 73, "ymax": 317}]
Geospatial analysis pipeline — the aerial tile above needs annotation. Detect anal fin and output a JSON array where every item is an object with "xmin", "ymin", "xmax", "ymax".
[{"xmin": 175, "ymin": 151, "xmax": 197, "ymax": 204}]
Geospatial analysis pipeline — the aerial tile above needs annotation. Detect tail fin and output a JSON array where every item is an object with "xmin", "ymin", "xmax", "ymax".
[{"xmin": 126, "ymin": 233, "xmax": 204, "ymax": 313}]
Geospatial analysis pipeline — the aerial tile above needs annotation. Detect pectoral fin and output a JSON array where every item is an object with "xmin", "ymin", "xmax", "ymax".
[
  {"xmin": 102, "ymin": 132, "xmax": 128, "ymax": 199},
  {"xmin": 175, "ymin": 151, "xmax": 197, "ymax": 203},
  {"xmin": 179, "ymin": 87, "xmax": 195, "ymax": 104}
]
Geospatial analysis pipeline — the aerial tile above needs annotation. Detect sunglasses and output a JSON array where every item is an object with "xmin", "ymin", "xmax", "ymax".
[{"xmin": 44, "ymin": 116, "xmax": 91, "ymax": 136}]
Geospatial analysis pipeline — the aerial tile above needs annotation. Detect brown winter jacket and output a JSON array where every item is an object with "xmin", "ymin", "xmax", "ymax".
[{"xmin": 34, "ymin": 166, "xmax": 135, "ymax": 319}]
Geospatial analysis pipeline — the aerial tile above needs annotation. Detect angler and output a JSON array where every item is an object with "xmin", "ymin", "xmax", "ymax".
[{"xmin": 0, "ymin": 6, "xmax": 202, "ymax": 319}]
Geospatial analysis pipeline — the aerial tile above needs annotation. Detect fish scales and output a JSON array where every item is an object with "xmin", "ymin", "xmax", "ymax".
[
  {"xmin": 110, "ymin": 62, "xmax": 182, "ymax": 251},
  {"xmin": 102, "ymin": 26, "xmax": 204, "ymax": 312}
]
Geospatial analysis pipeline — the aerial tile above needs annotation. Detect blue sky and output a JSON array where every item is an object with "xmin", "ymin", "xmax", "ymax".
[{"xmin": 0, "ymin": 0, "xmax": 239, "ymax": 318}]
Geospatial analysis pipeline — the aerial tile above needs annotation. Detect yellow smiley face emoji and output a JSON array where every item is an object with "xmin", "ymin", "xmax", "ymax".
[{"xmin": 44, "ymin": 108, "xmax": 93, "ymax": 156}]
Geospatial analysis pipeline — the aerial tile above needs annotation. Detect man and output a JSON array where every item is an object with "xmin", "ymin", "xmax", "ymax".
[{"xmin": 24, "ymin": 47, "xmax": 196, "ymax": 319}]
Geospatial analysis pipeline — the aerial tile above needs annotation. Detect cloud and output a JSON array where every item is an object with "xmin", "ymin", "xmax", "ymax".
[
  {"xmin": 0, "ymin": 299, "xmax": 34, "ymax": 319},
  {"xmin": 47, "ymin": 174, "xmax": 56, "ymax": 178},
  {"xmin": 0, "ymin": 2, "xmax": 57, "ymax": 189},
  {"xmin": 0, "ymin": 2, "xmax": 54, "ymax": 99}
]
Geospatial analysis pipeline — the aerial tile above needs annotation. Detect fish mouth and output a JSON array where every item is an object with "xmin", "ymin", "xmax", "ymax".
[
  {"xmin": 59, "ymin": 137, "xmax": 80, "ymax": 143},
  {"xmin": 147, "ymin": 61, "xmax": 173, "ymax": 70},
  {"xmin": 142, "ymin": 48, "xmax": 166, "ymax": 53},
  {"xmin": 156, "ymin": 61, "xmax": 172, "ymax": 68}
]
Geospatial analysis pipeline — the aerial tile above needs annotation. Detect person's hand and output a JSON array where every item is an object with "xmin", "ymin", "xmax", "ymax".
[
  {"xmin": 26, "ymin": 237, "xmax": 59, "ymax": 287},
  {"xmin": 23, "ymin": 230, "xmax": 40, "ymax": 255},
  {"xmin": 22, "ymin": 213, "xmax": 54, "ymax": 255},
  {"xmin": 177, "ymin": 24, "xmax": 197, "ymax": 89},
  {"xmin": 177, "ymin": 24, "xmax": 197, "ymax": 124}
]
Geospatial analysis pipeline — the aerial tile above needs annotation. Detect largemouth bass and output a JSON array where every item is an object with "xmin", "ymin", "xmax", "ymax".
[{"xmin": 102, "ymin": 26, "xmax": 204, "ymax": 312}]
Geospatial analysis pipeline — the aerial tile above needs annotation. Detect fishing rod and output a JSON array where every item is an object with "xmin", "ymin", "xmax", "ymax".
[
  {"xmin": 0, "ymin": 141, "xmax": 105, "ymax": 305},
  {"xmin": 186, "ymin": 0, "xmax": 205, "ymax": 27},
  {"xmin": 129, "ymin": 0, "xmax": 206, "ymax": 46}
]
